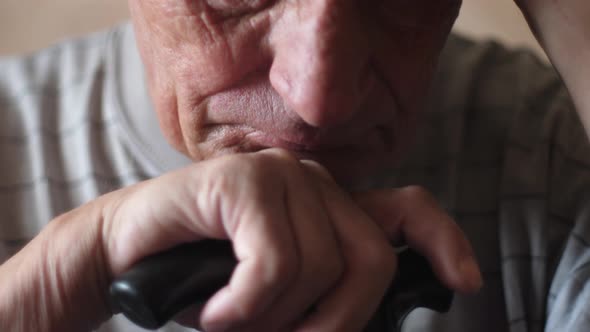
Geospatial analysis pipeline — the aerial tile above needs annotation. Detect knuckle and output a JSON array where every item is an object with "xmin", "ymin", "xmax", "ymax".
[
  {"xmin": 211, "ymin": 153, "xmax": 262, "ymax": 182},
  {"xmin": 251, "ymin": 148, "xmax": 303, "ymax": 177},
  {"xmin": 358, "ymin": 241, "xmax": 396, "ymax": 276},
  {"xmin": 237, "ymin": 297, "xmax": 262, "ymax": 320},
  {"xmin": 269, "ymin": 147, "xmax": 297, "ymax": 160},
  {"xmin": 259, "ymin": 248, "xmax": 299, "ymax": 288},
  {"xmin": 240, "ymin": 155, "xmax": 269, "ymax": 176},
  {"xmin": 260, "ymin": 148, "xmax": 299, "ymax": 165},
  {"xmin": 236, "ymin": 250, "xmax": 299, "ymax": 319},
  {"xmin": 299, "ymin": 159, "xmax": 335, "ymax": 183},
  {"xmin": 215, "ymin": 153, "xmax": 284, "ymax": 190},
  {"xmin": 398, "ymin": 185, "xmax": 436, "ymax": 205},
  {"xmin": 303, "ymin": 248, "xmax": 345, "ymax": 287}
]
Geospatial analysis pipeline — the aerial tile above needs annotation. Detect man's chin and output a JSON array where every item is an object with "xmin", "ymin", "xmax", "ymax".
[{"xmin": 300, "ymin": 152, "xmax": 392, "ymax": 190}]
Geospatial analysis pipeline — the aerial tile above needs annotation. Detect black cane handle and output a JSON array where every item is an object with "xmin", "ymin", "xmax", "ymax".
[{"xmin": 110, "ymin": 240, "xmax": 453, "ymax": 331}]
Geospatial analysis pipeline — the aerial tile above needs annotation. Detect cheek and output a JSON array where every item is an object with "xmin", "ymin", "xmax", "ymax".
[
  {"xmin": 155, "ymin": 96, "xmax": 189, "ymax": 155},
  {"xmin": 131, "ymin": 0, "xmax": 231, "ymax": 88},
  {"xmin": 130, "ymin": 0, "xmax": 272, "ymax": 156}
]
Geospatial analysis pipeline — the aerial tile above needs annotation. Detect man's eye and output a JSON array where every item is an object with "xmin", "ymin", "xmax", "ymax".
[{"xmin": 207, "ymin": 0, "xmax": 270, "ymax": 15}]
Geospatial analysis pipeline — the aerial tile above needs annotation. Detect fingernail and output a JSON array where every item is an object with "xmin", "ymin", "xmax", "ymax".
[{"xmin": 460, "ymin": 257, "xmax": 483, "ymax": 291}]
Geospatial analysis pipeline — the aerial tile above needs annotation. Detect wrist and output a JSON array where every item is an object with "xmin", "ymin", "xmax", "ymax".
[
  {"xmin": 48, "ymin": 200, "xmax": 113, "ymax": 328},
  {"xmin": 0, "ymin": 199, "xmax": 112, "ymax": 331}
]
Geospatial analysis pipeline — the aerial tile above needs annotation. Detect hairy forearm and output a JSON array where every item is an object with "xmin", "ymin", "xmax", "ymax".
[
  {"xmin": 519, "ymin": 1, "xmax": 590, "ymax": 134},
  {"xmin": 0, "ymin": 201, "xmax": 112, "ymax": 332}
]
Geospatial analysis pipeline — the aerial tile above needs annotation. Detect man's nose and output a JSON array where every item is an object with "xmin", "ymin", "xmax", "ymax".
[{"xmin": 268, "ymin": 0, "xmax": 371, "ymax": 128}]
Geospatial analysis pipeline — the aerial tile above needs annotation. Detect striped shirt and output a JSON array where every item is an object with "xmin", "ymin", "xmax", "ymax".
[{"xmin": 1, "ymin": 23, "xmax": 589, "ymax": 332}]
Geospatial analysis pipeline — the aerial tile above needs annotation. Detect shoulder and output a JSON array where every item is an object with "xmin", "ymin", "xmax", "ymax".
[
  {"xmin": 435, "ymin": 34, "xmax": 590, "ymax": 329},
  {"xmin": 0, "ymin": 23, "xmax": 138, "ymax": 244},
  {"xmin": 426, "ymin": 33, "xmax": 588, "ymax": 174},
  {"xmin": 0, "ymin": 23, "xmax": 132, "ymax": 118},
  {"xmin": 0, "ymin": 24, "xmax": 135, "ymax": 143},
  {"xmin": 428, "ymin": 34, "xmax": 590, "ymax": 237},
  {"xmin": 434, "ymin": 33, "xmax": 560, "ymax": 117}
]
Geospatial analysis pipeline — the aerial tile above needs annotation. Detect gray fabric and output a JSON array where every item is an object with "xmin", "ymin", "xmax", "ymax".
[
  {"xmin": 391, "ymin": 36, "xmax": 590, "ymax": 332},
  {"xmin": 1, "ymin": 23, "xmax": 589, "ymax": 331},
  {"xmin": 0, "ymin": 24, "xmax": 191, "ymax": 332}
]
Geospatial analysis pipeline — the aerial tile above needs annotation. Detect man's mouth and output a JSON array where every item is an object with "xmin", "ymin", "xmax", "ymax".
[{"xmin": 197, "ymin": 124, "xmax": 397, "ymax": 187}]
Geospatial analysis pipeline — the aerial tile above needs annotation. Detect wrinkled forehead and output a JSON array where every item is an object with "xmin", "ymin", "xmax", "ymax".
[{"xmin": 132, "ymin": 0, "xmax": 461, "ymax": 27}]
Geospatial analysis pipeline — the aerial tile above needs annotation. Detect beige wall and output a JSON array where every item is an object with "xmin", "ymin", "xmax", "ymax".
[
  {"xmin": 0, "ymin": 0, "xmax": 544, "ymax": 58},
  {"xmin": 0, "ymin": 0, "xmax": 129, "ymax": 55},
  {"xmin": 454, "ymin": 0, "xmax": 545, "ymax": 57}
]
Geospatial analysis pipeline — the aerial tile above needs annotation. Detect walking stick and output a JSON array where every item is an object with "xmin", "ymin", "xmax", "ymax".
[{"xmin": 111, "ymin": 240, "xmax": 453, "ymax": 331}]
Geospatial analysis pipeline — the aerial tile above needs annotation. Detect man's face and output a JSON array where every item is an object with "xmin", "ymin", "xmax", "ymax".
[{"xmin": 128, "ymin": 0, "xmax": 461, "ymax": 183}]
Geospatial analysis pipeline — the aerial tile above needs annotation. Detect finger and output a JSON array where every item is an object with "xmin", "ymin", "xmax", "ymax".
[
  {"xmin": 354, "ymin": 186, "xmax": 483, "ymax": 293},
  {"xmin": 299, "ymin": 159, "xmax": 336, "ymax": 182},
  {"xmin": 174, "ymin": 304, "xmax": 205, "ymax": 329},
  {"xmin": 199, "ymin": 172, "xmax": 298, "ymax": 332},
  {"xmin": 237, "ymin": 151, "xmax": 345, "ymax": 331},
  {"xmin": 295, "ymin": 175, "xmax": 397, "ymax": 332}
]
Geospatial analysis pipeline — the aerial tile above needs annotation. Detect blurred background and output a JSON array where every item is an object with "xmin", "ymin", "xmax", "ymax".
[{"xmin": 0, "ymin": 0, "xmax": 545, "ymax": 58}]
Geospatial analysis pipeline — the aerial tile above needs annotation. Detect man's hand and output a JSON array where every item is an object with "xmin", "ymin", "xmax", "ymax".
[
  {"xmin": 106, "ymin": 149, "xmax": 481, "ymax": 331},
  {"xmin": 0, "ymin": 149, "xmax": 482, "ymax": 332},
  {"xmin": 514, "ymin": 0, "xmax": 590, "ymax": 135}
]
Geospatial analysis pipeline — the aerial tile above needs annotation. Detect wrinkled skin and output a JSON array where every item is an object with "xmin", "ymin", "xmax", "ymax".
[
  {"xmin": 129, "ymin": 0, "xmax": 461, "ymax": 182},
  {"xmin": 5, "ymin": 1, "xmax": 590, "ymax": 332}
]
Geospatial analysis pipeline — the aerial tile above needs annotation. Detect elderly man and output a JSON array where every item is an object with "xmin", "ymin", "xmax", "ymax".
[{"xmin": 1, "ymin": 0, "xmax": 589, "ymax": 331}]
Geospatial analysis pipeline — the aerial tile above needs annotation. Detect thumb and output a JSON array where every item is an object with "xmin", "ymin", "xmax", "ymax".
[{"xmin": 103, "ymin": 164, "xmax": 224, "ymax": 275}]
